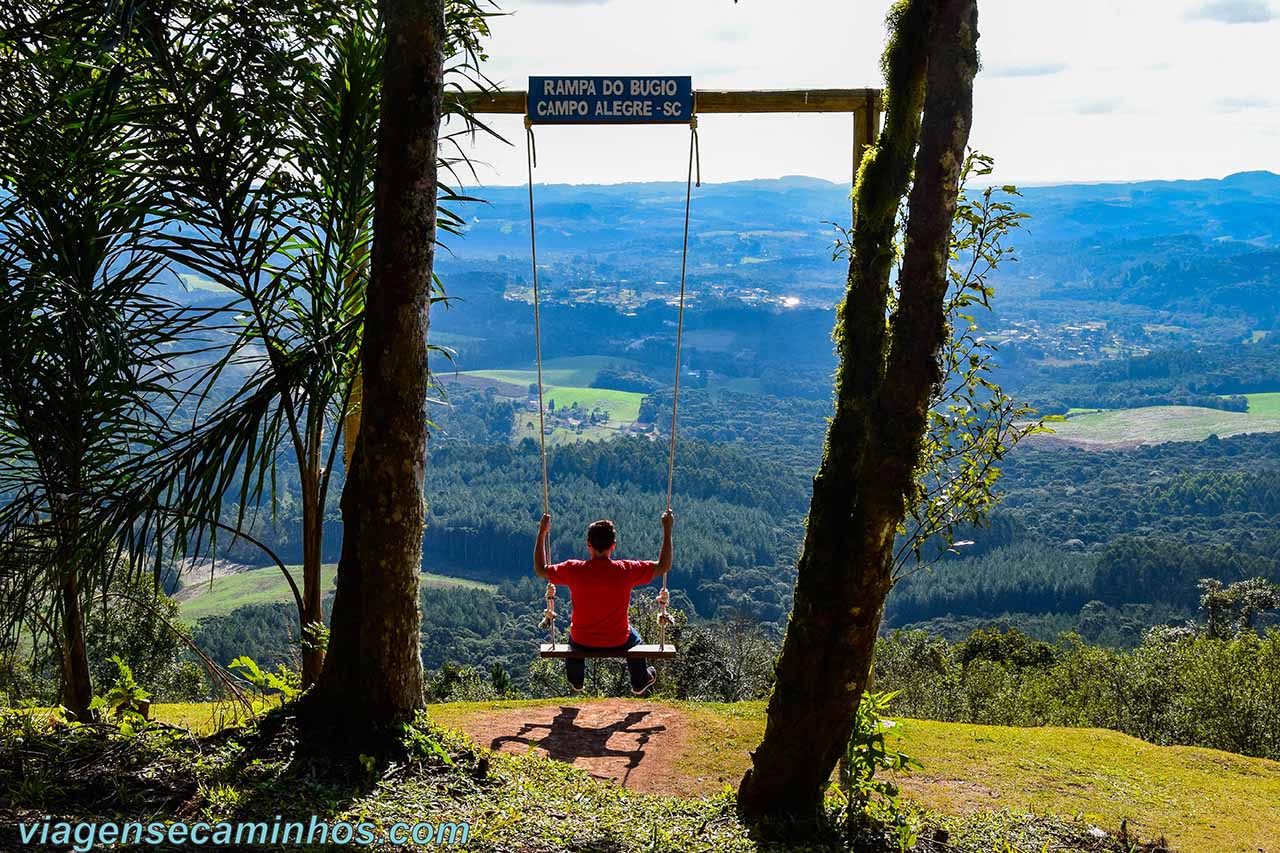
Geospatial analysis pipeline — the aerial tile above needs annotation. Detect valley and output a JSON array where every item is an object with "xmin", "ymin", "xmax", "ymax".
[{"xmin": 175, "ymin": 171, "xmax": 1280, "ymax": 681}]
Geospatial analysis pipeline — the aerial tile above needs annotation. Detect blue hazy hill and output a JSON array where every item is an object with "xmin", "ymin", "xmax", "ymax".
[{"xmin": 437, "ymin": 171, "xmax": 1280, "ymax": 336}]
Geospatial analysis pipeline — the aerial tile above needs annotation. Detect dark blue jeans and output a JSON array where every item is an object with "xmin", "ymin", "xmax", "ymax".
[{"xmin": 566, "ymin": 627, "xmax": 651, "ymax": 690}]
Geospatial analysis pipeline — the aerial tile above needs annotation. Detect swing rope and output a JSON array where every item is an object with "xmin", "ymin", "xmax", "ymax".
[
  {"xmin": 527, "ymin": 118, "xmax": 557, "ymax": 647},
  {"xmin": 657, "ymin": 117, "xmax": 699, "ymax": 650},
  {"xmin": 528, "ymin": 117, "xmax": 700, "ymax": 653},
  {"xmin": 526, "ymin": 120, "xmax": 549, "ymax": 516}
]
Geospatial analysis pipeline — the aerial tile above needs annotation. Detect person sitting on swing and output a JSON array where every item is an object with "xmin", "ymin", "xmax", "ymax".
[{"xmin": 534, "ymin": 510, "xmax": 674, "ymax": 696}]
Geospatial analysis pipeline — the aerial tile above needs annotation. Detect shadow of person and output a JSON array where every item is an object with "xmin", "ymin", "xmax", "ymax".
[{"xmin": 488, "ymin": 706, "xmax": 667, "ymax": 786}]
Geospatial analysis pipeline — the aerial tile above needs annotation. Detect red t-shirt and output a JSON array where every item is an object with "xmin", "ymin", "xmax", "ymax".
[{"xmin": 545, "ymin": 557, "xmax": 656, "ymax": 647}]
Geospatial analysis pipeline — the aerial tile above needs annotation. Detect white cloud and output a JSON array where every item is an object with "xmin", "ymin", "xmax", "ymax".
[
  {"xmin": 1213, "ymin": 96, "xmax": 1278, "ymax": 111},
  {"xmin": 1187, "ymin": 1, "xmax": 1276, "ymax": 23},
  {"xmin": 1073, "ymin": 96, "xmax": 1128, "ymax": 114},
  {"xmin": 459, "ymin": 1, "xmax": 1280, "ymax": 186},
  {"xmin": 708, "ymin": 23, "xmax": 752, "ymax": 43},
  {"xmin": 985, "ymin": 62, "xmax": 1068, "ymax": 78}
]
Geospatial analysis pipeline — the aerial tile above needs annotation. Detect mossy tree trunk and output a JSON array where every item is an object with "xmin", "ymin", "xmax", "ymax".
[
  {"xmin": 58, "ymin": 567, "xmax": 93, "ymax": 722},
  {"xmin": 737, "ymin": 0, "xmax": 979, "ymax": 827},
  {"xmin": 307, "ymin": 0, "xmax": 442, "ymax": 733}
]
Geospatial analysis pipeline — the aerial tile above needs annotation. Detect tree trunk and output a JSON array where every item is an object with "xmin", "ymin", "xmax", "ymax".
[
  {"xmin": 307, "ymin": 0, "xmax": 443, "ymax": 734},
  {"xmin": 59, "ymin": 568, "xmax": 94, "ymax": 722},
  {"xmin": 737, "ymin": 0, "xmax": 978, "ymax": 827},
  {"xmin": 310, "ymin": 439, "xmax": 367, "ymax": 705},
  {"xmin": 300, "ymin": 487, "xmax": 324, "ymax": 688}
]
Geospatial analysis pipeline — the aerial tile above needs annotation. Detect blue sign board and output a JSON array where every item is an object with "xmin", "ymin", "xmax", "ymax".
[{"xmin": 527, "ymin": 76, "xmax": 693, "ymax": 125}]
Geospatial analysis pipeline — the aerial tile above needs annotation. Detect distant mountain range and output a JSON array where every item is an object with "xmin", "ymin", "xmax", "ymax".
[
  {"xmin": 441, "ymin": 170, "xmax": 1280, "ymax": 338},
  {"xmin": 159, "ymin": 171, "xmax": 1280, "ymax": 351},
  {"xmin": 452, "ymin": 169, "xmax": 1280, "ymax": 254}
]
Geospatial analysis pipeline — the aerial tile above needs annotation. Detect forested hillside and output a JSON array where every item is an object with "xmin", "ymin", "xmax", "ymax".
[
  {"xmin": 18, "ymin": 8, "xmax": 1276, "ymax": 697},
  {"xmin": 173, "ymin": 167, "xmax": 1280, "ymax": 655}
]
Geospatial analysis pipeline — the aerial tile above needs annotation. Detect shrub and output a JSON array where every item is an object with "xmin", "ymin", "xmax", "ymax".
[{"xmin": 876, "ymin": 626, "xmax": 1280, "ymax": 760}]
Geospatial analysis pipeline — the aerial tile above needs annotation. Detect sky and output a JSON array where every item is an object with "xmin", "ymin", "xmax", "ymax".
[{"xmin": 455, "ymin": 0, "xmax": 1280, "ymax": 188}]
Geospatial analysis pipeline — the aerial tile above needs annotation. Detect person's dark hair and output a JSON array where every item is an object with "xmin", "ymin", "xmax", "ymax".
[{"xmin": 587, "ymin": 519, "xmax": 616, "ymax": 552}]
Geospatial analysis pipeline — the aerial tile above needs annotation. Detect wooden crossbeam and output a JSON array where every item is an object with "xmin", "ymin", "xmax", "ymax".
[
  {"xmin": 697, "ymin": 88, "xmax": 882, "ymax": 113},
  {"xmin": 539, "ymin": 643, "xmax": 678, "ymax": 659},
  {"xmin": 453, "ymin": 88, "xmax": 882, "ymax": 115}
]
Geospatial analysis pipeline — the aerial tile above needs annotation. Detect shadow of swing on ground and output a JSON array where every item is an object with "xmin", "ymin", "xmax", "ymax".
[{"xmin": 488, "ymin": 706, "xmax": 667, "ymax": 787}]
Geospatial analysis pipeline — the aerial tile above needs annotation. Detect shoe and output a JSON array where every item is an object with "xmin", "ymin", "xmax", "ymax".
[{"xmin": 631, "ymin": 666, "xmax": 657, "ymax": 696}]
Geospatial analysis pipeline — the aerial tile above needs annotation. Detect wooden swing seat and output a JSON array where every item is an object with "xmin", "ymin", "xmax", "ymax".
[{"xmin": 539, "ymin": 643, "xmax": 678, "ymax": 660}]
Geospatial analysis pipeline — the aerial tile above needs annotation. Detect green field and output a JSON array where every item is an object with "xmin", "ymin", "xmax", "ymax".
[
  {"xmin": 513, "ymin": 422, "xmax": 626, "ymax": 446},
  {"xmin": 541, "ymin": 386, "xmax": 644, "ymax": 421},
  {"xmin": 1242, "ymin": 391, "xmax": 1280, "ymax": 417},
  {"xmin": 509, "ymin": 386, "xmax": 646, "ymax": 444},
  {"xmin": 1048, "ymin": 405, "xmax": 1280, "ymax": 446},
  {"xmin": 462, "ymin": 355, "xmax": 639, "ymax": 389},
  {"xmin": 175, "ymin": 564, "xmax": 494, "ymax": 621},
  {"xmin": 460, "ymin": 356, "xmax": 648, "ymax": 444}
]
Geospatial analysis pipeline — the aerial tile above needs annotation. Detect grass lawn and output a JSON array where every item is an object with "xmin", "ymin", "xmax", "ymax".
[
  {"xmin": 1047, "ymin": 405, "xmax": 1280, "ymax": 446},
  {"xmin": 889, "ymin": 718, "xmax": 1280, "ymax": 853},
  {"xmin": 462, "ymin": 355, "xmax": 638, "ymax": 389},
  {"xmin": 1242, "ymin": 391, "xmax": 1280, "ymax": 417},
  {"xmin": 541, "ymin": 386, "xmax": 644, "ymax": 422},
  {"xmin": 514, "ymin": 422, "xmax": 622, "ymax": 445},
  {"xmin": 2, "ymin": 699, "xmax": 1186, "ymax": 853},
  {"xmin": 428, "ymin": 699, "xmax": 1280, "ymax": 853},
  {"xmin": 175, "ymin": 564, "xmax": 494, "ymax": 621},
  {"xmin": 150, "ymin": 701, "xmax": 265, "ymax": 734},
  {"xmin": 510, "ymin": 385, "xmax": 646, "ymax": 448},
  {"xmin": 462, "ymin": 358, "xmax": 646, "ymax": 445}
]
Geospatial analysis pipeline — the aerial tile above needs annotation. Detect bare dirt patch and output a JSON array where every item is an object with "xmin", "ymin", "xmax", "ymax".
[
  {"xmin": 170, "ymin": 558, "xmax": 256, "ymax": 602},
  {"xmin": 450, "ymin": 374, "xmax": 527, "ymax": 397},
  {"xmin": 449, "ymin": 699, "xmax": 691, "ymax": 794}
]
